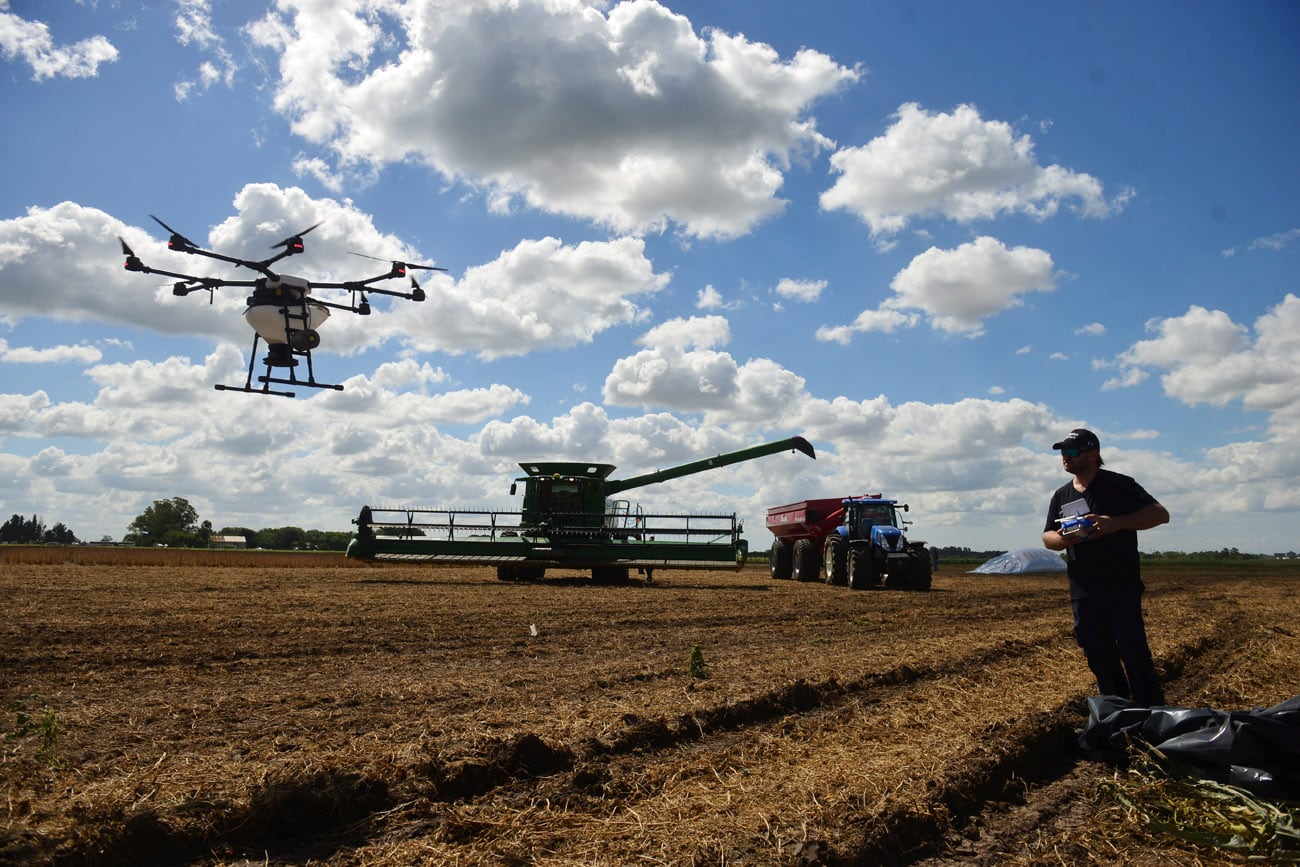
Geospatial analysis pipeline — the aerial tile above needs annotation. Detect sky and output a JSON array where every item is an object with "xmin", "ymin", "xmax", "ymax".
[{"xmin": 1, "ymin": 1, "xmax": 1298, "ymax": 555}]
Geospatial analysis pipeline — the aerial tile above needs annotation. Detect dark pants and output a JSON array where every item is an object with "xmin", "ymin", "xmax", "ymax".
[{"xmin": 1071, "ymin": 589, "xmax": 1164, "ymax": 707}]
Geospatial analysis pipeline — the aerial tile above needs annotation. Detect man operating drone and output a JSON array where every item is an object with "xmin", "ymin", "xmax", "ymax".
[{"xmin": 119, "ymin": 216, "xmax": 442, "ymax": 398}]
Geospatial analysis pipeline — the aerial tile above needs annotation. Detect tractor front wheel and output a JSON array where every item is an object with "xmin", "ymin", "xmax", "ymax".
[
  {"xmin": 824, "ymin": 535, "xmax": 847, "ymax": 585},
  {"xmin": 848, "ymin": 547, "xmax": 880, "ymax": 590}
]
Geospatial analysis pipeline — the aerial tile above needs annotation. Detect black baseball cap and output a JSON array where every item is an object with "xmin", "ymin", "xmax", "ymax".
[{"xmin": 1053, "ymin": 428, "xmax": 1100, "ymax": 451}]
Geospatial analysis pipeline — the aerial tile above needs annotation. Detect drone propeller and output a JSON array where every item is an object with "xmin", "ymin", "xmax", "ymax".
[
  {"xmin": 271, "ymin": 221, "xmax": 323, "ymax": 255},
  {"xmin": 119, "ymin": 237, "xmax": 145, "ymax": 271},
  {"xmin": 347, "ymin": 250, "xmax": 448, "ymax": 276},
  {"xmin": 149, "ymin": 215, "xmax": 199, "ymax": 253}
]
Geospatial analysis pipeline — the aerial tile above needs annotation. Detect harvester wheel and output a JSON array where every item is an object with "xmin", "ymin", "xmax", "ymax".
[
  {"xmin": 792, "ymin": 538, "xmax": 819, "ymax": 582},
  {"xmin": 847, "ymin": 547, "xmax": 879, "ymax": 590},
  {"xmin": 497, "ymin": 565, "xmax": 517, "ymax": 582},
  {"xmin": 592, "ymin": 566, "xmax": 630, "ymax": 584},
  {"xmin": 824, "ymin": 535, "xmax": 848, "ymax": 585},
  {"xmin": 770, "ymin": 538, "xmax": 793, "ymax": 580}
]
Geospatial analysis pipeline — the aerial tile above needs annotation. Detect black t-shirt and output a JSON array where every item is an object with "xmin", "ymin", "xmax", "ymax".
[{"xmin": 1044, "ymin": 468, "xmax": 1158, "ymax": 599}]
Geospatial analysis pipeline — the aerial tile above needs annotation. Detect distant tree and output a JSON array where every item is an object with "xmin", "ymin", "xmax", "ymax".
[
  {"xmin": 1, "ymin": 514, "xmax": 47, "ymax": 543},
  {"xmin": 304, "ymin": 529, "xmax": 351, "ymax": 551},
  {"xmin": 258, "ymin": 526, "xmax": 307, "ymax": 550},
  {"xmin": 126, "ymin": 497, "xmax": 204, "ymax": 547},
  {"xmin": 43, "ymin": 523, "xmax": 78, "ymax": 544}
]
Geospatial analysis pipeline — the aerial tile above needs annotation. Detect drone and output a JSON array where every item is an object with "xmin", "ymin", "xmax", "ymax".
[{"xmin": 119, "ymin": 216, "xmax": 443, "ymax": 397}]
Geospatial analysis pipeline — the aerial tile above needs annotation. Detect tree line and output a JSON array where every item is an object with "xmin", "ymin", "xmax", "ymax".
[
  {"xmin": 123, "ymin": 497, "xmax": 352, "ymax": 550},
  {"xmin": 3, "ymin": 497, "xmax": 352, "ymax": 552},
  {"xmin": 0, "ymin": 514, "xmax": 78, "ymax": 544}
]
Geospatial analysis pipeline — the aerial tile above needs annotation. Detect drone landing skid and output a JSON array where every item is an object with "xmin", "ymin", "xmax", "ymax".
[{"xmin": 218, "ymin": 333, "xmax": 345, "ymax": 399}]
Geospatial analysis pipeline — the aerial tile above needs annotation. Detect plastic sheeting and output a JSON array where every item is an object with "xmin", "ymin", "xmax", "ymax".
[
  {"xmin": 1077, "ymin": 695, "xmax": 1300, "ymax": 799},
  {"xmin": 968, "ymin": 548, "xmax": 1066, "ymax": 574}
]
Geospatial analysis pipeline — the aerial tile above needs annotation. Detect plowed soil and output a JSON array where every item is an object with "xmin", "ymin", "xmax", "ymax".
[{"xmin": 2, "ymin": 550, "xmax": 1296, "ymax": 866}]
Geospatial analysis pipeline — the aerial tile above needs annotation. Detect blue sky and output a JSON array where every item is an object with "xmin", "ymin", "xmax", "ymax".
[{"xmin": 2, "ymin": 0, "xmax": 1297, "ymax": 554}]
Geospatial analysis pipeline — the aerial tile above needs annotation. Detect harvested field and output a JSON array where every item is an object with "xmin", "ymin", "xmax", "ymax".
[{"xmin": 2, "ymin": 548, "xmax": 1297, "ymax": 865}]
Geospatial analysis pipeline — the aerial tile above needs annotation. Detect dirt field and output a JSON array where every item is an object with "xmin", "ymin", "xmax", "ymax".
[{"xmin": 2, "ymin": 548, "xmax": 1296, "ymax": 865}]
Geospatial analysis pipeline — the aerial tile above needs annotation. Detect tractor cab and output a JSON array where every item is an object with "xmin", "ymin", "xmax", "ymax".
[{"xmin": 842, "ymin": 496, "xmax": 909, "ymax": 552}]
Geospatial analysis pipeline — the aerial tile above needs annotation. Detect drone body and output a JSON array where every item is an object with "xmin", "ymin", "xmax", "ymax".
[{"xmin": 120, "ymin": 217, "xmax": 442, "ymax": 397}]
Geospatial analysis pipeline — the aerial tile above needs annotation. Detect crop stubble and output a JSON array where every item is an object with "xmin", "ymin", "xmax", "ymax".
[{"xmin": 1, "ymin": 550, "xmax": 1296, "ymax": 865}]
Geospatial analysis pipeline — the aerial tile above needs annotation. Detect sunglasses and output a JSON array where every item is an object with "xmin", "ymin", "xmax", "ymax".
[{"xmin": 1060, "ymin": 447, "xmax": 1092, "ymax": 457}]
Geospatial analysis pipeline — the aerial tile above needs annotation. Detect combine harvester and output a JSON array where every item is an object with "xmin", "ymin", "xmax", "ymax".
[{"xmin": 347, "ymin": 436, "xmax": 816, "ymax": 582}]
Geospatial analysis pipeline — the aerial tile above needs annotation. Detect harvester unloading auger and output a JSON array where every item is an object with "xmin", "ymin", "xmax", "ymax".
[{"xmin": 346, "ymin": 435, "xmax": 816, "ymax": 582}]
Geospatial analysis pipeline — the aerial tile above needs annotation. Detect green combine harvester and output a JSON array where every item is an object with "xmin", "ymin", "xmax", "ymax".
[{"xmin": 346, "ymin": 435, "xmax": 816, "ymax": 582}]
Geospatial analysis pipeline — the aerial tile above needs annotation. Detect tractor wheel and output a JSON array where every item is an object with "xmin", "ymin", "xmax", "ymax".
[
  {"xmin": 792, "ymin": 538, "xmax": 820, "ymax": 582},
  {"xmin": 847, "ymin": 547, "xmax": 879, "ymax": 590},
  {"xmin": 770, "ymin": 538, "xmax": 794, "ymax": 580},
  {"xmin": 909, "ymin": 549, "xmax": 933, "ymax": 592},
  {"xmin": 885, "ymin": 568, "xmax": 909, "ymax": 590},
  {"xmin": 824, "ymin": 535, "xmax": 848, "ymax": 585}
]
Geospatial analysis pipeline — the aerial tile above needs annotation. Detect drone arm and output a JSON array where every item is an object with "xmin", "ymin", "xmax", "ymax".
[{"xmin": 361, "ymin": 281, "xmax": 426, "ymax": 302}]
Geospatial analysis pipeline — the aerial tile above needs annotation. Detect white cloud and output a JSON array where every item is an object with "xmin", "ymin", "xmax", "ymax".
[
  {"xmin": 774, "ymin": 277, "xmax": 827, "ymax": 303},
  {"xmin": 0, "ymin": 4, "xmax": 118, "ymax": 80},
  {"xmin": 820, "ymin": 102, "xmax": 1130, "ymax": 246},
  {"xmin": 1106, "ymin": 296, "xmax": 1300, "ymax": 427},
  {"xmin": 0, "ymin": 340, "xmax": 102, "ymax": 365},
  {"xmin": 0, "ymin": 187, "xmax": 669, "ymax": 365},
  {"xmin": 816, "ymin": 236, "xmax": 1055, "ymax": 342},
  {"xmin": 171, "ymin": 0, "xmax": 238, "ymax": 99},
  {"xmin": 245, "ymin": 0, "xmax": 859, "ymax": 238},
  {"xmin": 1075, "ymin": 322, "xmax": 1106, "ymax": 336},
  {"xmin": 400, "ymin": 235, "xmax": 669, "ymax": 360},
  {"xmin": 1222, "ymin": 227, "xmax": 1300, "ymax": 257}
]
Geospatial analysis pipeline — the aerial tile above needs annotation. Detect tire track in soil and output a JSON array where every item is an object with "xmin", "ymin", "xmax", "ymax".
[
  {"xmin": 368, "ymin": 613, "xmax": 1236, "ymax": 866},
  {"xmin": 891, "ymin": 607, "xmax": 1252, "ymax": 867},
  {"xmin": 8, "ymin": 572, "xmax": 1269, "ymax": 866},
  {"xmin": 44, "ymin": 615, "xmax": 1234, "ymax": 867},
  {"xmin": 41, "ymin": 634, "xmax": 1065, "ymax": 865}
]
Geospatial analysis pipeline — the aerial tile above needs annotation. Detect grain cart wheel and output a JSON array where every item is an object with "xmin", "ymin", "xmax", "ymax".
[
  {"xmin": 824, "ymin": 535, "xmax": 848, "ymax": 585},
  {"xmin": 792, "ymin": 538, "xmax": 820, "ymax": 582},
  {"xmin": 770, "ymin": 538, "xmax": 794, "ymax": 580},
  {"xmin": 847, "ymin": 546, "xmax": 879, "ymax": 590}
]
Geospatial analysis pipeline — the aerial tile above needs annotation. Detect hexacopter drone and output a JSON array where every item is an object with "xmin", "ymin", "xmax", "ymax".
[{"xmin": 119, "ymin": 216, "xmax": 442, "ymax": 397}]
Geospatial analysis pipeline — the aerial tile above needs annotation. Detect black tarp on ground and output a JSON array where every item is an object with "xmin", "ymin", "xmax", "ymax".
[{"xmin": 1077, "ymin": 695, "xmax": 1300, "ymax": 799}]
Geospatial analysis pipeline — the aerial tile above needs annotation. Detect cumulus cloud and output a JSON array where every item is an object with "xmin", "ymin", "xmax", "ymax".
[
  {"xmin": 821, "ymin": 102, "xmax": 1131, "ymax": 247},
  {"xmin": 245, "ymin": 0, "xmax": 859, "ymax": 238},
  {"xmin": 816, "ymin": 236, "xmax": 1056, "ymax": 342},
  {"xmin": 0, "ymin": 186, "xmax": 665, "ymax": 363},
  {"xmin": 1103, "ymin": 295, "xmax": 1300, "ymax": 427},
  {"xmin": 0, "ymin": 4, "xmax": 118, "ymax": 80},
  {"xmin": 400, "ymin": 234, "xmax": 669, "ymax": 359},
  {"xmin": 0, "ymin": 340, "xmax": 102, "ymax": 365},
  {"xmin": 774, "ymin": 277, "xmax": 827, "ymax": 303},
  {"xmin": 603, "ymin": 315, "xmax": 806, "ymax": 423}
]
